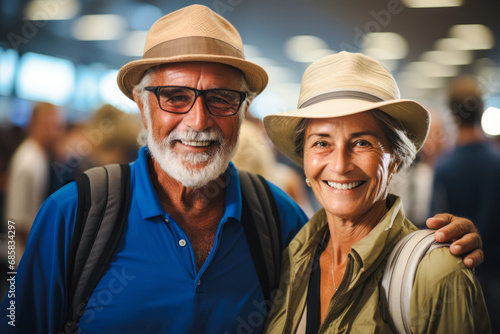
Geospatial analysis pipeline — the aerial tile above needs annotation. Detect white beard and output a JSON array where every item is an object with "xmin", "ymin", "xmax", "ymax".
[{"xmin": 144, "ymin": 105, "xmax": 238, "ymax": 189}]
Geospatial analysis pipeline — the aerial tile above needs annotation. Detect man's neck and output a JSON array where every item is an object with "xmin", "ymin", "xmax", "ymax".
[
  {"xmin": 456, "ymin": 125, "xmax": 485, "ymax": 146},
  {"xmin": 147, "ymin": 157, "xmax": 226, "ymax": 223}
]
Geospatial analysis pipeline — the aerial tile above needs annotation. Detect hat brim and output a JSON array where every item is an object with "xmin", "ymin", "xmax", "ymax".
[
  {"xmin": 117, "ymin": 55, "xmax": 268, "ymax": 100},
  {"xmin": 264, "ymin": 98, "xmax": 430, "ymax": 167}
]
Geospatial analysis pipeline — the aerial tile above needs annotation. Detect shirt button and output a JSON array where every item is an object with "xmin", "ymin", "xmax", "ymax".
[
  {"xmin": 164, "ymin": 218, "xmax": 169, "ymax": 223},
  {"xmin": 179, "ymin": 239, "xmax": 187, "ymax": 247},
  {"xmin": 197, "ymin": 280, "xmax": 201, "ymax": 286}
]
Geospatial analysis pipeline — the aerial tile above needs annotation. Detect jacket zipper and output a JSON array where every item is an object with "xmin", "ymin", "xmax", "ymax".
[{"xmin": 318, "ymin": 254, "xmax": 354, "ymax": 334}]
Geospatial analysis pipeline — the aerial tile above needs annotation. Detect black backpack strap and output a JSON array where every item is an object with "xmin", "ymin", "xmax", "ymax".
[
  {"xmin": 62, "ymin": 163, "xmax": 131, "ymax": 333},
  {"xmin": 239, "ymin": 170, "xmax": 282, "ymax": 309}
]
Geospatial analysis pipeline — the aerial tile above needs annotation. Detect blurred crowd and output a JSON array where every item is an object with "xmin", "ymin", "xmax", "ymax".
[
  {"xmin": 0, "ymin": 73, "xmax": 499, "ymax": 329},
  {"xmin": 0, "ymin": 103, "xmax": 141, "ymax": 281}
]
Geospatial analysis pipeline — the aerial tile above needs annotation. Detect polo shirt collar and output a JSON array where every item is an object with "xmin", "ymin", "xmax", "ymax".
[
  {"xmin": 220, "ymin": 162, "xmax": 242, "ymax": 222},
  {"xmin": 133, "ymin": 146, "xmax": 242, "ymax": 222}
]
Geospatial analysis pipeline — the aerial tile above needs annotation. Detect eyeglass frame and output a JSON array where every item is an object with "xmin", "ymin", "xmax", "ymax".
[{"xmin": 144, "ymin": 85, "xmax": 247, "ymax": 117}]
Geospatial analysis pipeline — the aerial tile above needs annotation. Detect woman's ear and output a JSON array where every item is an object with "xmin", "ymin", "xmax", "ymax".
[
  {"xmin": 388, "ymin": 158, "xmax": 402, "ymax": 183},
  {"xmin": 392, "ymin": 158, "xmax": 402, "ymax": 174}
]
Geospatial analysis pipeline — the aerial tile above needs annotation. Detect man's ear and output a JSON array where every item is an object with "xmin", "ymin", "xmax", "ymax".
[{"xmin": 133, "ymin": 90, "xmax": 148, "ymax": 130}]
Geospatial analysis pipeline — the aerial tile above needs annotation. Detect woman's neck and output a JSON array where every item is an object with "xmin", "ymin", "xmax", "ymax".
[{"xmin": 326, "ymin": 199, "xmax": 388, "ymax": 265}]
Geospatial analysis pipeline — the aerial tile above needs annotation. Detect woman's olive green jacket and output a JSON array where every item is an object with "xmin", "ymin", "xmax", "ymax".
[{"xmin": 264, "ymin": 195, "xmax": 491, "ymax": 334}]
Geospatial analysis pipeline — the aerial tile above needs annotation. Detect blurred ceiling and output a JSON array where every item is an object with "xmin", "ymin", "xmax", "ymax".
[{"xmin": 1, "ymin": 0, "xmax": 500, "ymax": 116}]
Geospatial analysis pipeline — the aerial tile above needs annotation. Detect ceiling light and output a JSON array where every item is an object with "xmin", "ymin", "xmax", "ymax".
[
  {"xmin": 421, "ymin": 50, "xmax": 472, "ymax": 66},
  {"xmin": 402, "ymin": 0, "xmax": 463, "ymax": 8},
  {"xmin": 481, "ymin": 107, "xmax": 500, "ymax": 136},
  {"xmin": 400, "ymin": 71, "xmax": 444, "ymax": 89},
  {"xmin": 73, "ymin": 15, "xmax": 126, "ymax": 41},
  {"xmin": 362, "ymin": 32, "xmax": 408, "ymax": 60},
  {"xmin": 435, "ymin": 38, "xmax": 465, "ymax": 51},
  {"xmin": 25, "ymin": 0, "xmax": 79, "ymax": 21},
  {"xmin": 449, "ymin": 24, "xmax": 494, "ymax": 50},
  {"xmin": 285, "ymin": 35, "xmax": 334, "ymax": 63},
  {"xmin": 16, "ymin": 52, "xmax": 75, "ymax": 105},
  {"xmin": 406, "ymin": 61, "xmax": 458, "ymax": 77}
]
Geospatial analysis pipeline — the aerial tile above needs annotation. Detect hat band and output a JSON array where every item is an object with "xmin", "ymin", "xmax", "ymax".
[
  {"xmin": 299, "ymin": 90, "xmax": 385, "ymax": 109},
  {"xmin": 144, "ymin": 36, "xmax": 244, "ymax": 59}
]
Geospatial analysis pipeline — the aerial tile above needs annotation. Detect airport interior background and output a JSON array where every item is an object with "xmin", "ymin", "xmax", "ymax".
[{"xmin": 0, "ymin": 0, "xmax": 500, "ymax": 329}]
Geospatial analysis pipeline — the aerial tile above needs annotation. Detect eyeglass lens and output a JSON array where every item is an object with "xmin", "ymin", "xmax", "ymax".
[{"xmin": 158, "ymin": 87, "xmax": 242, "ymax": 115}]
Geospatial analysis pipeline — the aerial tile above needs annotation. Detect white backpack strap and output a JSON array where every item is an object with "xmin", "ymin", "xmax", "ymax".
[{"xmin": 380, "ymin": 229, "xmax": 450, "ymax": 333}]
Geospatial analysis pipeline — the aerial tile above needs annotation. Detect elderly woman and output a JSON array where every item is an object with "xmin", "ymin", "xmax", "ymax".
[{"xmin": 263, "ymin": 52, "xmax": 490, "ymax": 333}]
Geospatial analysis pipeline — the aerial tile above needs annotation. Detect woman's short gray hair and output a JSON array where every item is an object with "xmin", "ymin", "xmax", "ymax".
[{"xmin": 293, "ymin": 109, "xmax": 417, "ymax": 171}]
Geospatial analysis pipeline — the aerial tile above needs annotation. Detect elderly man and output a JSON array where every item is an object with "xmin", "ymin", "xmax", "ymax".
[{"xmin": 0, "ymin": 5, "xmax": 484, "ymax": 334}]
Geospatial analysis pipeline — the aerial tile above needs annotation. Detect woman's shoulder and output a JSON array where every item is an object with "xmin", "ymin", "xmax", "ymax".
[
  {"xmin": 411, "ymin": 247, "xmax": 491, "ymax": 333},
  {"xmin": 411, "ymin": 247, "xmax": 478, "ymax": 314},
  {"xmin": 416, "ymin": 247, "xmax": 468, "ymax": 284}
]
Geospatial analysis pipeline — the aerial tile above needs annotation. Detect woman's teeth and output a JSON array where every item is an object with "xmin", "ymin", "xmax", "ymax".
[{"xmin": 326, "ymin": 181, "xmax": 363, "ymax": 190}]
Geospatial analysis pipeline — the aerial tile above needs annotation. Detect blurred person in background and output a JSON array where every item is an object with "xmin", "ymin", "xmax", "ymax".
[
  {"xmin": 233, "ymin": 117, "xmax": 315, "ymax": 217},
  {"xmin": 5, "ymin": 102, "xmax": 65, "ymax": 262},
  {"xmin": 390, "ymin": 109, "xmax": 452, "ymax": 227},
  {"xmin": 51, "ymin": 122, "xmax": 95, "ymax": 184},
  {"xmin": 0, "ymin": 124, "xmax": 26, "ymax": 224},
  {"xmin": 88, "ymin": 104, "xmax": 142, "ymax": 166},
  {"xmin": 52, "ymin": 104, "xmax": 141, "ymax": 184},
  {"xmin": 430, "ymin": 75, "xmax": 500, "ymax": 332}
]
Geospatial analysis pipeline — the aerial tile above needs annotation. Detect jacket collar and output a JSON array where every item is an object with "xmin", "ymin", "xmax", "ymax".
[{"xmin": 287, "ymin": 195, "xmax": 408, "ymax": 286}]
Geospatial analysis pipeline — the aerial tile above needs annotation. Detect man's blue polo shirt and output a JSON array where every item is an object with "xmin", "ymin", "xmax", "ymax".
[{"xmin": 0, "ymin": 147, "xmax": 307, "ymax": 333}]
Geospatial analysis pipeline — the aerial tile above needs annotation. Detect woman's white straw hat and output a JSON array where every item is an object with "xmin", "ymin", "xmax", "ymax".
[
  {"xmin": 117, "ymin": 4, "xmax": 268, "ymax": 100},
  {"xmin": 264, "ymin": 51, "xmax": 430, "ymax": 167}
]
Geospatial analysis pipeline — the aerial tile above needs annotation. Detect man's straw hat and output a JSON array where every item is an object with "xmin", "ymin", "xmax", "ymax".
[
  {"xmin": 264, "ymin": 51, "xmax": 430, "ymax": 167},
  {"xmin": 117, "ymin": 5, "xmax": 268, "ymax": 100}
]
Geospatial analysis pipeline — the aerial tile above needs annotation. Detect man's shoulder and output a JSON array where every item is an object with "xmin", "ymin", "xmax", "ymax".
[
  {"xmin": 262, "ymin": 177, "xmax": 309, "ymax": 244},
  {"xmin": 435, "ymin": 142, "xmax": 500, "ymax": 175},
  {"xmin": 263, "ymin": 177, "xmax": 305, "ymax": 212},
  {"xmin": 434, "ymin": 149, "xmax": 461, "ymax": 169},
  {"xmin": 47, "ymin": 180, "xmax": 79, "ymax": 209}
]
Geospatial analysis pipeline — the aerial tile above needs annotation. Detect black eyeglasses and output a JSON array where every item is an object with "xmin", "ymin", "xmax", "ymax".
[{"xmin": 145, "ymin": 86, "xmax": 247, "ymax": 117}]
